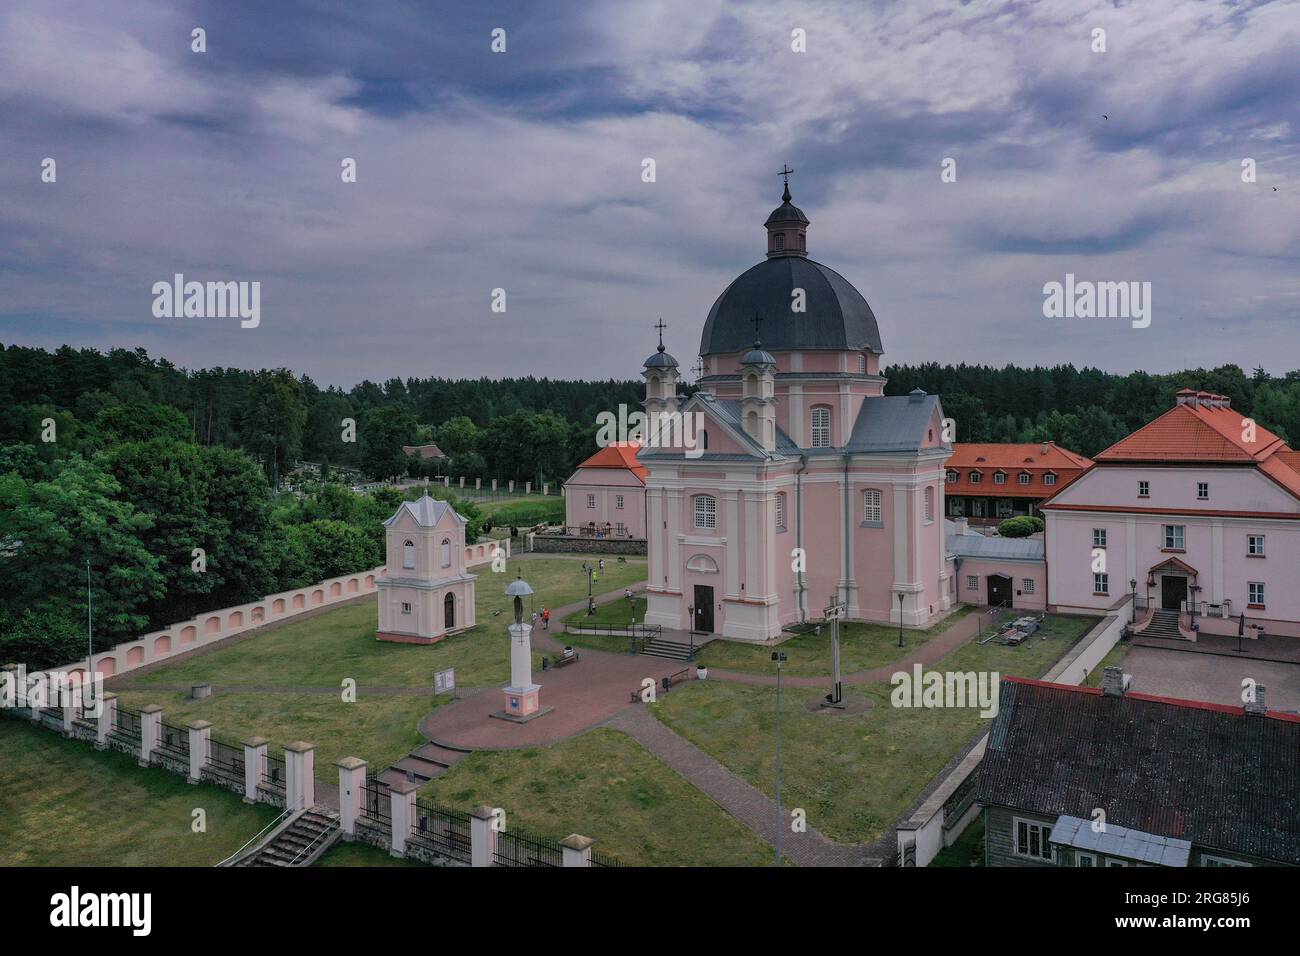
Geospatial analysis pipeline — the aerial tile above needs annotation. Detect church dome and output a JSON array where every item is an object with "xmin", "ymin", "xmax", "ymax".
[
  {"xmin": 699, "ymin": 256, "xmax": 883, "ymax": 356},
  {"xmin": 644, "ymin": 346, "xmax": 679, "ymax": 369}
]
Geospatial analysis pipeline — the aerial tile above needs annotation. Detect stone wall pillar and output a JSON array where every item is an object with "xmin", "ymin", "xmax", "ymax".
[
  {"xmin": 285, "ymin": 740, "xmax": 316, "ymax": 810},
  {"xmin": 95, "ymin": 693, "xmax": 118, "ymax": 750},
  {"xmin": 336, "ymin": 757, "xmax": 367, "ymax": 837},
  {"xmin": 388, "ymin": 779, "xmax": 418, "ymax": 857},
  {"xmin": 25, "ymin": 669, "xmax": 44, "ymax": 725},
  {"xmin": 469, "ymin": 805, "xmax": 498, "ymax": 867},
  {"xmin": 508, "ymin": 480, "xmax": 514, "ymax": 493},
  {"xmin": 138, "ymin": 705, "xmax": 163, "ymax": 767},
  {"xmin": 61, "ymin": 690, "xmax": 77, "ymax": 737},
  {"xmin": 491, "ymin": 479, "xmax": 497, "ymax": 492},
  {"xmin": 243, "ymin": 736, "xmax": 268, "ymax": 803},
  {"xmin": 525, "ymin": 481, "xmax": 531, "ymax": 494},
  {"xmin": 543, "ymin": 483, "xmax": 549, "ymax": 496},
  {"xmin": 187, "ymin": 720, "xmax": 212, "ymax": 783},
  {"xmin": 560, "ymin": 834, "xmax": 594, "ymax": 867}
]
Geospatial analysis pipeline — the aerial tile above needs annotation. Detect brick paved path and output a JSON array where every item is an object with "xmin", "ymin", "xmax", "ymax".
[{"xmin": 607, "ymin": 707, "xmax": 882, "ymax": 866}]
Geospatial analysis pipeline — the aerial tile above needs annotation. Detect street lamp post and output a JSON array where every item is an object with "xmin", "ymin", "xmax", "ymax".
[
  {"xmin": 897, "ymin": 592, "xmax": 906, "ymax": 648},
  {"xmin": 771, "ymin": 650, "xmax": 787, "ymax": 867},
  {"xmin": 1129, "ymin": 578, "xmax": 1137, "ymax": 625}
]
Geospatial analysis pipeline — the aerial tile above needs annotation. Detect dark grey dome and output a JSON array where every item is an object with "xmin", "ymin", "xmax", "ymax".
[
  {"xmin": 765, "ymin": 200, "xmax": 809, "ymax": 225},
  {"xmin": 643, "ymin": 346, "xmax": 679, "ymax": 369},
  {"xmin": 699, "ymin": 257, "xmax": 883, "ymax": 356},
  {"xmin": 741, "ymin": 346, "xmax": 776, "ymax": 366}
]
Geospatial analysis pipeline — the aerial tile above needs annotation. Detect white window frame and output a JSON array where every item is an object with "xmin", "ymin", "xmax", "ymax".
[
  {"xmin": 694, "ymin": 495, "xmax": 717, "ymax": 530},
  {"xmin": 1138, "ymin": 480, "xmax": 1150, "ymax": 497},
  {"xmin": 1197, "ymin": 482, "xmax": 1209, "ymax": 500},
  {"xmin": 440, "ymin": 537, "xmax": 452, "ymax": 568},
  {"xmin": 857, "ymin": 353, "xmax": 866, "ymax": 374},
  {"xmin": 775, "ymin": 493, "xmax": 786, "ymax": 531},
  {"xmin": 1093, "ymin": 528, "xmax": 1107, "ymax": 549},
  {"xmin": 1022, "ymin": 578, "xmax": 1035, "ymax": 594},
  {"xmin": 1013, "ymin": 817, "xmax": 1055, "ymax": 862},
  {"xmin": 969, "ymin": 471, "xmax": 982, "ymax": 484},
  {"xmin": 1164, "ymin": 524, "xmax": 1185, "ymax": 550},
  {"xmin": 402, "ymin": 539, "xmax": 416, "ymax": 570},
  {"xmin": 615, "ymin": 494, "xmax": 624, "ymax": 510},
  {"xmin": 946, "ymin": 469, "xmax": 959, "ymax": 483},
  {"xmin": 967, "ymin": 575, "xmax": 979, "ymax": 591},
  {"xmin": 810, "ymin": 406, "xmax": 832, "ymax": 448},
  {"xmin": 1018, "ymin": 472, "xmax": 1031, "ymax": 485},
  {"xmin": 1043, "ymin": 472, "xmax": 1057, "ymax": 486},
  {"xmin": 1202, "ymin": 855, "xmax": 1251, "ymax": 867},
  {"xmin": 586, "ymin": 493, "xmax": 596, "ymax": 509},
  {"xmin": 1248, "ymin": 581, "xmax": 1265, "ymax": 606},
  {"xmin": 1094, "ymin": 572, "xmax": 1109, "ymax": 595},
  {"xmin": 994, "ymin": 471, "xmax": 1006, "ymax": 485},
  {"xmin": 924, "ymin": 487, "xmax": 934, "ymax": 523},
  {"xmin": 401, "ymin": 602, "xmax": 412, "ymax": 615},
  {"xmin": 1248, "ymin": 534, "xmax": 1265, "ymax": 556},
  {"xmin": 863, "ymin": 489, "xmax": 883, "ymax": 524}
]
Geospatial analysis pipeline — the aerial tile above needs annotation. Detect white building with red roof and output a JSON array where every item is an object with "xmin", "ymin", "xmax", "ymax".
[
  {"xmin": 563, "ymin": 442, "xmax": 648, "ymax": 538},
  {"xmin": 1041, "ymin": 389, "xmax": 1300, "ymax": 640}
]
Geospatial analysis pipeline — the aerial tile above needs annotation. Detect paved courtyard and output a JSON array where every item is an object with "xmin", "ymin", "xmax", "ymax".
[{"xmin": 1122, "ymin": 645, "xmax": 1300, "ymax": 713}]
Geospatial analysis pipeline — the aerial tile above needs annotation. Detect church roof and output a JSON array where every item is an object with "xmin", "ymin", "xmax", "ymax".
[
  {"xmin": 384, "ymin": 495, "xmax": 464, "ymax": 528},
  {"xmin": 834, "ymin": 392, "xmax": 944, "ymax": 455},
  {"xmin": 699, "ymin": 256, "xmax": 882, "ymax": 356}
]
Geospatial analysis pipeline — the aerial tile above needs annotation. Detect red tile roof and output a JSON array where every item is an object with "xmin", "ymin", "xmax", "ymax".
[
  {"xmin": 574, "ymin": 442, "xmax": 648, "ymax": 483},
  {"xmin": 943, "ymin": 443, "xmax": 1092, "ymax": 498}
]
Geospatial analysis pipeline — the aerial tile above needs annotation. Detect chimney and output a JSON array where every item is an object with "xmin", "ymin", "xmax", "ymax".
[
  {"xmin": 1175, "ymin": 388, "xmax": 1197, "ymax": 408},
  {"xmin": 953, "ymin": 517, "xmax": 969, "ymax": 535},
  {"xmin": 1101, "ymin": 666, "xmax": 1128, "ymax": 698},
  {"xmin": 1040, "ymin": 442, "xmax": 1050, "ymax": 456},
  {"xmin": 1245, "ymin": 685, "xmax": 1268, "ymax": 716}
]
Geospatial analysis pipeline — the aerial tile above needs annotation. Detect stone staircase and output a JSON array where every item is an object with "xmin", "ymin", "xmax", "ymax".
[
  {"xmin": 379, "ymin": 741, "xmax": 471, "ymax": 786},
  {"xmin": 1139, "ymin": 608, "xmax": 1188, "ymax": 641},
  {"xmin": 639, "ymin": 636, "xmax": 699, "ymax": 662},
  {"xmin": 239, "ymin": 809, "xmax": 340, "ymax": 866}
]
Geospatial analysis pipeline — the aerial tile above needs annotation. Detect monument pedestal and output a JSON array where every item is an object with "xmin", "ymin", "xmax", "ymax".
[{"xmin": 490, "ymin": 614, "xmax": 552, "ymax": 722}]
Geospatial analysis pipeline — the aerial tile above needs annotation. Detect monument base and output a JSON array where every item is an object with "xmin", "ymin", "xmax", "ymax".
[{"xmin": 489, "ymin": 705, "xmax": 555, "ymax": 724}]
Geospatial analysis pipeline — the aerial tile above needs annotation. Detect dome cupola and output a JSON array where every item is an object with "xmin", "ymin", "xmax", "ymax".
[{"xmin": 766, "ymin": 166, "xmax": 809, "ymax": 258}]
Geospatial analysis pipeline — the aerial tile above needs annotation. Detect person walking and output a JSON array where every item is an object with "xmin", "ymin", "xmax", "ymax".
[{"xmin": 542, "ymin": 606, "xmax": 550, "ymax": 630}]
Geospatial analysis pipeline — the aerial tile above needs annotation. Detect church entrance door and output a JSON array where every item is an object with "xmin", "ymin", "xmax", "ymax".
[
  {"xmin": 444, "ymin": 592, "xmax": 455, "ymax": 630},
  {"xmin": 693, "ymin": 585, "xmax": 714, "ymax": 633}
]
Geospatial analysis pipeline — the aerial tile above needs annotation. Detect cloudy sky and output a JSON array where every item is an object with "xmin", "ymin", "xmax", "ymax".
[{"xmin": 2, "ymin": 0, "xmax": 1298, "ymax": 387}]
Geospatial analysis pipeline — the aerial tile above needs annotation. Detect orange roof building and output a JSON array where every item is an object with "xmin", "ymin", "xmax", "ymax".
[
  {"xmin": 562, "ymin": 442, "xmax": 648, "ymax": 539},
  {"xmin": 943, "ymin": 442, "xmax": 1092, "ymax": 523}
]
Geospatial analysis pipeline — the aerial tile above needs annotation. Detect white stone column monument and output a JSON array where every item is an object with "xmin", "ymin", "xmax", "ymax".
[{"xmin": 493, "ymin": 576, "xmax": 549, "ymax": 722}]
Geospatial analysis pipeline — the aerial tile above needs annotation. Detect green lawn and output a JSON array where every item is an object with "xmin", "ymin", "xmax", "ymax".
[
  {"xmin": 0, "ymin": 719, "xmax": 278, "ymax": 866},
  {"xmin": 110, "ymin": 557, "xmax": 648, "ymax": 780},
  {"xmin": 695, "ymin": 606, "xmax": 977, "ymax": 677},
  {"xmin": 419, "ymin": 727, "xmax": 772, "ymax": 867},
  {"xmin": 314, "ymin": 840, "xmax": 425, "ymax": 867},
  {"xmin": 563, "ymin": 594, "xmax": 647, "ymax": 628},
  {"xmin": 1082, "ymin": 641, "xmax": 1131, "ymax": 687},
  {"xmin": 651, "ymin": 614, "xmax": 1099, "ymax": 844}
]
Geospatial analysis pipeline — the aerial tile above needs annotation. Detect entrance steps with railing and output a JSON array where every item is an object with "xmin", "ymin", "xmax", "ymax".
[
  {"xmin": 639, "ymin": 636, "xmax": 698, "ymax": 662},
  {"xmin": 1138, "ymin": 608, "xmax": 1189, "ymax": 641},
  {"xmin": 238, "ymin": 810, "xmax": 340, "ymax": 866}
]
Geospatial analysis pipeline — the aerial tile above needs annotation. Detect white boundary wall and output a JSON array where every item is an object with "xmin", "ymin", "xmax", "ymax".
[{"xmin": 41, "ymin": 539, "xmax": 509, "ymax": 684}]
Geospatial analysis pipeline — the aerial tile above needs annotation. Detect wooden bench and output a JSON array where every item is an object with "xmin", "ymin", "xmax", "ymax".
[
  {"xmin": 550, "ymin": 652, "xmax": 580, "ymax": 669},
  {"xmin": 628, "ymin": 668, "xmax": 693, "ymax": 701}
]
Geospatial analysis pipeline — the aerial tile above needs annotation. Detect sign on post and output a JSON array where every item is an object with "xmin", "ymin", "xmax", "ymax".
[
  {"xmin": 824, "ymin": 597, "xmax": 847, "ymax": 705},
  {"xmin": 434, "ymin": 668, "xmax": 456, "ymax": 696}
]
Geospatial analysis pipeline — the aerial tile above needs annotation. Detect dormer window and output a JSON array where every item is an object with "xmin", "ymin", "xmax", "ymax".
[
  {"xmin": 402, "ymin": 540, "xmax": 415, "ymax": 570},
  {"xmin": 1018, "ymin": 472, "xmax": 1031, "ymax": 485},
  {"xmin": 969, "ymin": 471, "xmax": 982, "ymax": 484},
  {"xmin": 946, "ymin": 469, "xmax": 959, "ymax": 483}
]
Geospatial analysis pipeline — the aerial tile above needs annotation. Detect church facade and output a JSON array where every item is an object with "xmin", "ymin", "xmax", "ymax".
[{"xmin": 638, "ymin": 180, "xmax": 953, "ymax": 641}]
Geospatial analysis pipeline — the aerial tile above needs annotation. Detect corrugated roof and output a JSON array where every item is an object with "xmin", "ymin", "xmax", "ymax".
[
  {"xmin": 1050, "ymin": 815, "xmax": 1192, "ymax": 866},
  {"xmin": 978, "ymin": 678, "xmax": 1300, "ymax": 865},
  {"xmin": 946, "ymin": 530, "xmax": 1044, "ymax": 561}
]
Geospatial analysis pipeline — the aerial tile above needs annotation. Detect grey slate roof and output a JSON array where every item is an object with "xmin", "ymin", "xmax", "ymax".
[
  {"xmin": 1050, "ymin": 815, "xmax": 1192, "ymax": 867},
  {"xmin": 384, "ymin": 495, "xmax": 464, "ymax": 528},
  {"xmin": 978, "ymin": 678, "xmax": 1300, "ymax": 865},
  {"xmin": 765, "ymin": 200, "xmax": 809, "ymax": 225},
  {"xmin": 835, "ymin": 392, "xmax": 943, "ymax": 455},
  {"xmin": 946, "ymin": 529, "xmax": 1044, "ymax": 562},
  {"xmin": 699, "ymin": 257, "xmax": 883, "ymax": 356},
  {"xmin": 643, "ymin": 347, "xmax": 679, "ymax": 369}
]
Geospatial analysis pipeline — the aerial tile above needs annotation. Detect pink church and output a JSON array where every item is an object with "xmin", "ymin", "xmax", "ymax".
[
  {"xmin": 375, "ymin": 495, "xmax": 477, "ymax": 644},
  {"xmin": 638, "ymin": 180, "xmax": 953, "ymax": 640},
  {"xmin": 1042, "ymin": 389, "xmax": 1300, "ymax": 640}
]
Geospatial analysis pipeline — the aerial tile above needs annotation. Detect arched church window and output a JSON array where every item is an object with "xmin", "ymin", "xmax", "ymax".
[
  {"xmin": 440, "ymin": 537, "xmax": 451, "ymax": 567},
  {"xmin": 402, "ymin": 540, "xmax": 415, "ymax": 570},
  {"xmin": 811, "ymin": 406, "xmax": 832, "ymax": 448},
  {"xmin": 693, "ymin": 495, "xmax": 717, "ymax": 530}
]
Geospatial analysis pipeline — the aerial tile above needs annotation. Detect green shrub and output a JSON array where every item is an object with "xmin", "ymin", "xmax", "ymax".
[{"xmin": 997, "ymin": 515, "xmax": 1044, "ymax": 538}]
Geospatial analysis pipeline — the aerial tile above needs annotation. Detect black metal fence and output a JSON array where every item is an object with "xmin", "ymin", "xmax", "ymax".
[
  {"xmin": 494, "ymin": 827, "xmax": 562, "ymax": 867},
  {"xmin": 409, "ymin": 798, "xmax": 471, "ymax": 862},
  {"xmin": 208, "ymin": 735, "xmax": 245, "ymax": 778},
  {"xmin": 262, "ymin": 753, "xmax": 286, "ymax": 791},
  {"xmin": 360, "ymin": 775, "xmax": 391, "ymax": 824},
  {"xmin": 110, "ymin": 706, "xmax": 142, "ymax": 742},
  {"xmin": 158, "ymin": 720, "xmax": 190, "ymax": 757},
  {"xmin": 590, "ymin": 850, "xmax": 627, "ymax": 868}
]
